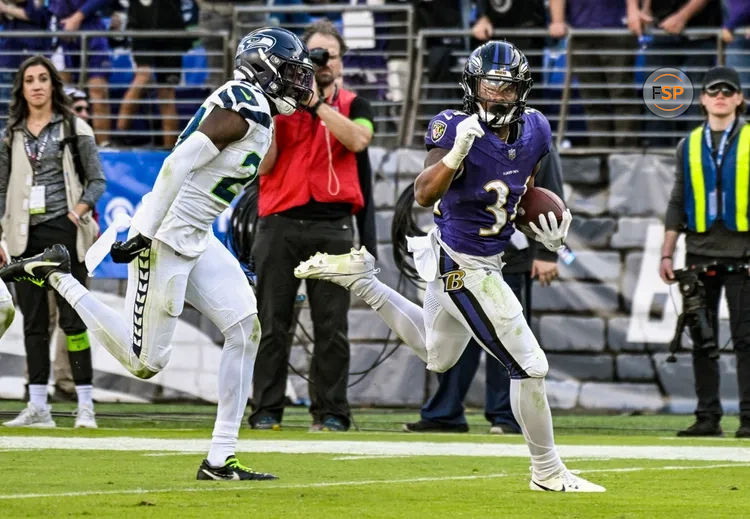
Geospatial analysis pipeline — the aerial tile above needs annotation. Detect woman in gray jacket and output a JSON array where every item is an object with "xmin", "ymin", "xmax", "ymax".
[{"xmin": 0, "ymin": 55, "xmax": 105, "ymax": 428}]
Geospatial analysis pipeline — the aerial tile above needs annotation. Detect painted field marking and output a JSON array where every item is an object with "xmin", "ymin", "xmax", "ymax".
[
  {"xmin": 2, "ymin": 436, "xmax": 750, "ymax": 462},
  {"xmin": 0, "ymin": 463, "xmax": 747, "ymax": 501}
]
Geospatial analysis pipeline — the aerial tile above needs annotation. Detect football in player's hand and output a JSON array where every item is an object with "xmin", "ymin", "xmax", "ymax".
[{"xmin": 514, "ymin": 187, "xmax": 566, "ymax": 237}]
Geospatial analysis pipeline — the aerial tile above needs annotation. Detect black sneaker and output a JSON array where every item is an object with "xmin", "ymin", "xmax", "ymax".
[
  {"xmin": 0, "ymin": 244, "xmax": 70, "ymax": 286},
  {"xmin": 402, "ymin": 419, "xmax": 469, "ymax": 433},
  {"xmin": 736, "ymin": 423, "xmax": 750, "ymax": 438},
  {"xmin": 677, "ymin": 420, "xmax": 723, "ymax": 437},
  {"xmin": 196, "ymin": 456, "xmax": 278, "ymax": 481}
]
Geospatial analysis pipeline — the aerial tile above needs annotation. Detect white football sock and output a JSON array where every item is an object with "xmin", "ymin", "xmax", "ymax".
[
  {"xmin": 28, "ymin": 384, "xmax": 48, "ymax": 409},
  {"xmin": 350, "ymin": 276, "xmax": 428, "ymax": 362},
  {"xmin": 75, "ymin": 385, "xmax": 94, "ymax": 408},
  {"xmin": 510, "ymin": 377, "xmax": 565, "ymax": 480},
  {"xmin": 49, "ymin": 273, "xmax": 140, "ymax": 374},
  {"xmin": 208, "ymin": 314, "xmax": 260, "ymax": 467}
]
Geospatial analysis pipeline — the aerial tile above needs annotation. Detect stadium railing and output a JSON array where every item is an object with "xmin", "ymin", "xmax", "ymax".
[
  {"xmin": 407, "ymin": 27, "xmax": 749, "ymax": 154},
  {"xmin": 0, "ymin": 29, "xmax": 228, "ymax": 146},
  {"xmin": 232, "ymin": 4, "xmax": 415, "ymax": 149},
  {"xmin": 1, "ymin": 23, "xmax": 747, "ymax": 152}
]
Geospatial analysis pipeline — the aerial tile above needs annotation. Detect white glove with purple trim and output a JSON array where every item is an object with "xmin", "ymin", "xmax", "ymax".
[
  {"xmin": 528, "ymin": 209, "xmax": 572, "ymax": 252},
  {"xmin": 442, "ymin": 114, "xmax": 485, "ymax": 170}
]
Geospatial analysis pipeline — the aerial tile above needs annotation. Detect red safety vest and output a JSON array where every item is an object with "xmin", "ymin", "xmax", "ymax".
[{"xmin": 258, "ymin": 88, "xmax": 364, "ymax": 217}]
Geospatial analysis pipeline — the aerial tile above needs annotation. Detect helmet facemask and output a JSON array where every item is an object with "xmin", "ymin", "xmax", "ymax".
[{"xmin": 475, "ymin": 78, "xmax": 521, "ymax": 128}]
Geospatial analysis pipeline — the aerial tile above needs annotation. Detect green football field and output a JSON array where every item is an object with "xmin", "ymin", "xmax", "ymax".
[{"xmin": 1, "ymin": 402, "xmax": 749, "ymax": 518}]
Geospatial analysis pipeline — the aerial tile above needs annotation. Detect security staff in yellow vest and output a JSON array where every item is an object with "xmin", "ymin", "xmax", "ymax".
[{"xmin": 661, "ymin": 66, "xmax": 750, "ymax": 439}]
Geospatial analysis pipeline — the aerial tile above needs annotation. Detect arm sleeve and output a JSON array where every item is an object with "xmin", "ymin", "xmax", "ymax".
[
  {"xmin": 355, "ymin": 150, "xmax": 378, "ymax": 258},
  {"xmin": 475, "ymin": 0, "xmax": 490, "ymax": 18},
  {"xmin": 665, "ymin": 139, "xmax": 686, "ymax": 231},
  {"xmin": 531, "ymin": 147, "xmax": 564, "ymax": 263},
  {"xmin": 131, "ymin": 131, "xmax": 221, "ymax": 238},
  {"xmin": 349, "ymin": 96, "xmax": 374, "ymax": 131},
  {"xmin": 75, "ymin": 134, "xmax": 106, "ymax": 209}
]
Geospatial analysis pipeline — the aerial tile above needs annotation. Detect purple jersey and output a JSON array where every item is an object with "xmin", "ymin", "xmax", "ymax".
[{"xmin": 424, "ymin": 109, "xmax": 552, "ymax": 256}]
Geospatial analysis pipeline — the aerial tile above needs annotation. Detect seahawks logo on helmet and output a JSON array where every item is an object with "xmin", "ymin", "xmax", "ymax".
[{"xmin": 237, "ymin": 35, "xmax": 276, "ymax": 54}]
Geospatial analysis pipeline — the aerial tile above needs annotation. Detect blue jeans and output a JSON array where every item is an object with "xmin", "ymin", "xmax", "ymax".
[
  {"xmin": 420, "ymin": 272, "xmax": 531, "ymax": 429},
  {"xmin": 726, "ymin": 37, "xmax": 750, "ymax": 99}
]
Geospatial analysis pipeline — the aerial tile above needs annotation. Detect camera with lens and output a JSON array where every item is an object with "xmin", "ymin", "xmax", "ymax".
[
  {"xmin": 309, "ymin": 48, "xmax": 330, "ymax": 68},
  {"xmin": 667, "ymin": 266, "xmax": 717, "ymax": 362}
]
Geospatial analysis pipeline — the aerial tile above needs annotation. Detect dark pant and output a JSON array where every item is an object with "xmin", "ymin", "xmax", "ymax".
[
  {"xmin": 13, "ymin": 215, "xmax": 92, "ymax": 386},
  {"xmin": 570, "ymin": 35, "xmax": 638, "ymax": 147},
  {"xmin": 250, "ymin": 214, "xmax": 354, "ymax": 428},
  {"xmin": 420, "ymin": 272, "xmax": 530, "ymax": 429},
  {"xmin": 684, "ymin": 254, "xmax": 750, "ymax": 424}
]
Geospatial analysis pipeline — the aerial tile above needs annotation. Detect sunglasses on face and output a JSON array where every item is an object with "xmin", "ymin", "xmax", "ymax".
[
  {"xmin": 705, "ymin": 85, "xmax": 738, "ymax": 97},
  {"xmin": 73, "ymin": 105, "xmax": 88, "ymax": 113}
]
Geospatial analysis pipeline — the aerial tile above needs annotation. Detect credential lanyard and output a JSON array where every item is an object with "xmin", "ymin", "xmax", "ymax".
[
  {"xmin": 23, "ymin": 128, "xmax": 51, "ymax": 175},
  {"xmin": 703, "ymin": 122, "xmax": 733, "ymax": 170}
]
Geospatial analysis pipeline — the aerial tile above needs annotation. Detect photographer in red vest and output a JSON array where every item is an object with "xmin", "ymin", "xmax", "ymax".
[{"xmin": 249, "ymin": 19, "xmax": 376, "ymax": 432}]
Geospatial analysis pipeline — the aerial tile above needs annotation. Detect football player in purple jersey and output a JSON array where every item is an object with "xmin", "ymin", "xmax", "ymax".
[{"xmin": 295, "ymin": 41, "xmax": 604, "ymax": 492}]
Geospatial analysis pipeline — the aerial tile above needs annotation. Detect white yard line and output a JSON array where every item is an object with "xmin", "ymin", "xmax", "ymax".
[
  {"xmin": 0, "ymin": 463, "xmax": 747, "ymax": 501},
  {"xmin": 1, "ymin": 436, "xmax": 750, "ymax": 462}
]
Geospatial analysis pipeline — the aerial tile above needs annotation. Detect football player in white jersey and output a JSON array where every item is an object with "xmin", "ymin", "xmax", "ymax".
[{"xmin": 0, "ymin": 27, "xmax": 314, "ymax": 481}]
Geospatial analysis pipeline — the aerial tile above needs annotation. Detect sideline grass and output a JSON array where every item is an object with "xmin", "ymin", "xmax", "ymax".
[{"xmin": 1, "ymin": 402, "xmax": 748, "ymax": 518}]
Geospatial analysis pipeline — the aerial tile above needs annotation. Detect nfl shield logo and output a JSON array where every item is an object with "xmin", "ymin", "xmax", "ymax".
[
  {"xmin": 431, "ymin": 121, "xmax": 447, "ymax": 142},
  {"xmin": 508, "ymin": 148, "xmax": 516, "ymax": 160}
]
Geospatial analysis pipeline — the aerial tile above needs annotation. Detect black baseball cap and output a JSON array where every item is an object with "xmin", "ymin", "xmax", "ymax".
[{"xmin": 702, "ymin": 66, "xmax": 741, "ymax": 91}]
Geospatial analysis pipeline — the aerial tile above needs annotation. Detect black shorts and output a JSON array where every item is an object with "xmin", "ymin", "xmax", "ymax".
[{"xmin": 131, "ymin": 38, "xmax": 192, "ymax": 85}]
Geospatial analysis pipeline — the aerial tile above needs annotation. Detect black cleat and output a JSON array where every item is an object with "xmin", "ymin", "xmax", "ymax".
[
  {"xmin": 677, "ymin": 420, "xmax": 723, "ymax": 437},
  {"xmin": 0, "ymin": 244, "xmax": 70, "ymax": 287},
  {"xmin": 736, "ymin": 423, "xmax": 750, "ymax": 438},
  {"xmin": 196, "ymin": 456, "xmax": 278, "ymax": 481}
]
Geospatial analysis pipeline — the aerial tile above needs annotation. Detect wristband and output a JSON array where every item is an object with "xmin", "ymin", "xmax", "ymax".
[{"xmin": 661, "ymin": 256, "xmax": 672, "ymax": 261}]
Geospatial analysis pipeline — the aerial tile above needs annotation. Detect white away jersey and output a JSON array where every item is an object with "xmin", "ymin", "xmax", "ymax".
[{"xmin": 136, "ymin": 80, "xmax": 273, "ymax": 257}]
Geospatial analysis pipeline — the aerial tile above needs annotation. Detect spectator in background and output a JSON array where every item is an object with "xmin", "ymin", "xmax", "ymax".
[
  {"xmin": 404, "ymin": 149, "xmax": 564, "ymax": 434},
  {"xmin": 66, "ymin": 86, "xmax": 90, "ymax": 122},
  {"xmin": 0, "ymin": 0, "xmax": 52, "ymax": 123},
  {"xmin": 0, "ymin": 55, "xmax": 105, "ymax": 428},
  {"xmin": 197, "ymin": 0, "xmax": 264, "ymax": 88},
  {"xmin": 627, "ymin": 0, "xmax": 720, "ymax": 147},
  {"xmin": 471, "ymin": 0, "xmax": 546, "ymax": 84},
  {"xmin": 548, "ymin": 0, "xmax": 638, "ymax": 147},
  {"xmin": 723, "ymin": 0, "xmax": 750, "ymax": 98},
  {"xmin": 46, "ymin": 85, "xmax": 92, "ymax": 401},
  {"xmin": 115, "ymin": 0, "xmax": 192, "ymax": 149},
  {"xmin": 660, "ymin": 66, "xmax": 750, "ymax": 439},
  {"xmin": 249, "ymin": 19, "xmax": 376, "ymax": 432},
  {"xmin": 48, "ymin": 0, "xmax": 112, "ymax": 145}
]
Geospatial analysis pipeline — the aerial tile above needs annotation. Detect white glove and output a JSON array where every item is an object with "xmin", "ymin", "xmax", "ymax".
[
  {"xmin": 442, "ymin": 114, "xmax": 485, "ymax": 170},
  {"xmin": 528, "ymin": 209, "xmax": 572, "ymax": 252}
]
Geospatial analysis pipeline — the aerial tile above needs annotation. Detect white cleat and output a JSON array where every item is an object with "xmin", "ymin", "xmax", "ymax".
[
  {"xmin": 2, "ymin": 402, "xmax": 56, "ymax": 428},
  {"xmin": 74, "ymin": 404, "xmax": 98, "ymax": 429},
  {"xmin": 530, "ymin": 470, "xmax": 606, "ymax": 492},
  {"xmin": 294, "ymin": 247, "xmax": 379, "ymax": 289}
]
